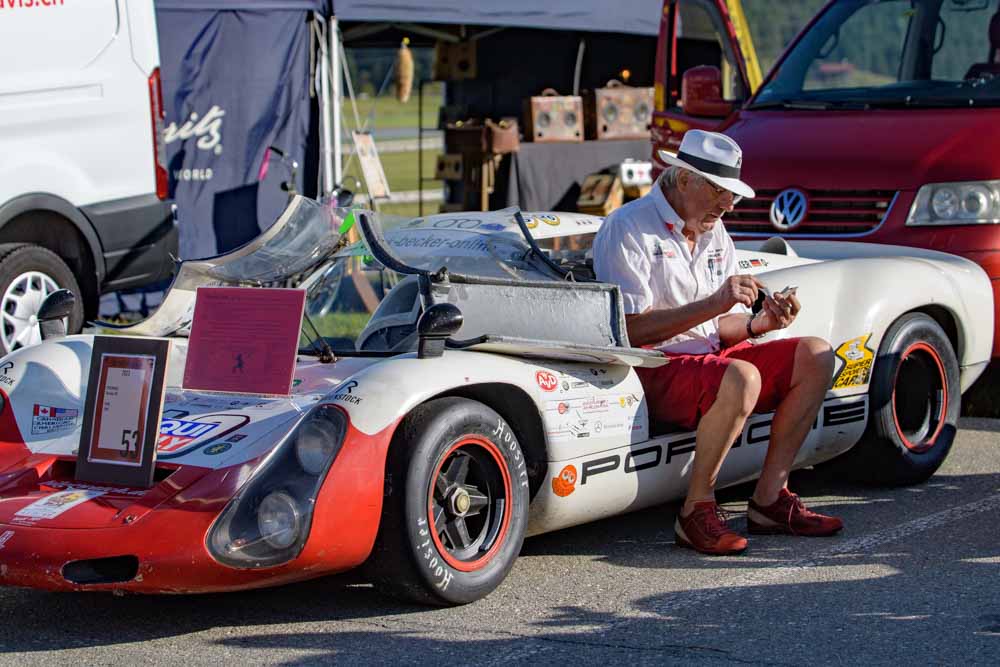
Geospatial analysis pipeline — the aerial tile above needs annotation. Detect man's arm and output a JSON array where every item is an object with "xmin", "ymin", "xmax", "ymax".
[{"xmin": 625, "ymin": 275, "xmax": 761, "ymax": 347}]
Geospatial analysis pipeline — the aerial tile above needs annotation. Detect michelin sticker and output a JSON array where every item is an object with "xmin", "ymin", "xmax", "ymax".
[
  {"xmin": 13, "ymin": 489, "xmax": 105, "ymax": 521},
  {"xmin": 30, "ymin": 404, "xmax": 79, "ymax": 436},
  {"xmin": 833, "ymin": 334, "xmax": 875, "ymax": 389}
]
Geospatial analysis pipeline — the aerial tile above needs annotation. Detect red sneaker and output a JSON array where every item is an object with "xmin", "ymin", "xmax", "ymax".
[
  {"xmin": 747, "ymin": 488, "xmax": 843, "ymax": 536},
  {"xmin": 675, "ymin": 501, "xmax": 748, "ymax": 555}
]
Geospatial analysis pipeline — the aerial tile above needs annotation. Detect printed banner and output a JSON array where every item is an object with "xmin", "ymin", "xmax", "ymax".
[{"xmin": 156, "ymin": 6, "xmax": 313, "ymax": 258}]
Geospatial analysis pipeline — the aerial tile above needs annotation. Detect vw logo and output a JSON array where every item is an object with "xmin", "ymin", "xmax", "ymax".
[{"xmin": 770, "ymin": 188, "xmax": 808, "ymax": 231}]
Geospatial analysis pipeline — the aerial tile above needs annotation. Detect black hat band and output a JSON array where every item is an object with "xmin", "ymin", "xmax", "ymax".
[{"xmin": 676, "ymin": 151, "xmax": 741, "ymax": 180}]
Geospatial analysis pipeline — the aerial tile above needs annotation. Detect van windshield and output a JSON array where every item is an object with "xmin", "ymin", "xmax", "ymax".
[{"xmin": 750, "ymin": 0, "xmax": 1000, "ymax": 109}]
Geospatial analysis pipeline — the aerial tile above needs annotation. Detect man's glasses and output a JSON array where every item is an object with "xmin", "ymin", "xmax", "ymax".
[{"xmin": 704, "ymin": 178, "xmax": 743, "ymax": 206}]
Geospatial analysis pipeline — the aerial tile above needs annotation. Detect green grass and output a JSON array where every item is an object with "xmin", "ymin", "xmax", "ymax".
[
  {"xmin": 343, "ymin": 149, "xmax": 442, "ymax": 195},
  {"xmin": 300, "ymin": 311, "xmax": 372, "ymax": 346},
  {"xmin": 340, "ymin": 84, "xmax": 444, "ymax": 132}
]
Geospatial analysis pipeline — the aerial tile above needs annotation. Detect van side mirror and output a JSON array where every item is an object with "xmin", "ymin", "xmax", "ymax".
[
  {"xmin": 681, "ymin": 66, "xmax": 734, "ymax": 118},
  {"xmin": 37, "ymin": 289, "xmax": 75, "ymax": 340}
]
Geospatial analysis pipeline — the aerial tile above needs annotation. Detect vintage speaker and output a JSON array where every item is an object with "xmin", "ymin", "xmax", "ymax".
[
  {"xmin": 432, "ymin": 40, "xmax": 477, "ymax": 80},
  {"xmin": 524, "ymin": 89, "xmax": 583, "ymax": 143},
  {"xmin": 577, "ymin": 173, "xmax": 624, "ymax": 216},
  {"xmin": 435, "ymin": 154, "xmax": 464, "ymax": 181},
  {"xmin": 584, "ymin": 81, "xmax": 654, "ymax": 140}
]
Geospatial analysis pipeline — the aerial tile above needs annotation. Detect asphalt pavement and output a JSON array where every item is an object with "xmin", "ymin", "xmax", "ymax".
[{"xmin": 2, "ymin": 418, "xmax": 998, "ymax": 665}]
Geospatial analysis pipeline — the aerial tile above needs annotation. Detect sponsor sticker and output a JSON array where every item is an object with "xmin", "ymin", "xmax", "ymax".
[
  {"xmin": 0, "ymin": 361, "xmax": 13, "ymax": 387},
  {"xmin": 739, "ymin": 258, "xmax": 769, "ymax": 270},
  {"xmin": 551, "ymin": 465, "xmax": 577, "ymax": 497},
  {"xmin": 535, "ymin": 371, "xmax": 558, "ymax": 392},
  {"xmin": 157, "ymin": 413, "xmax": 249, "ymax": 457},
  {"xmin": 13, "ymin": 489, "xmax": 105, "ymax": 521},
  {"xmin": 204, "ymin": 442, "xmax": 232, "ymax": 456},
  {"xmin": 833, "ymin": 334, "xmax": 875, "ymax": 389},
  {"xmin": 331, "ymin": 379, "xmax": 362, "ymax": 405},
  {"xmin": 31, "ymin": 404, "xmax": 79, "ymax": 436}
]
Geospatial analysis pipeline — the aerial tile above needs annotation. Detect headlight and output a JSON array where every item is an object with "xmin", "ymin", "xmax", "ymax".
[
  {"xmin": 907, "ymin": 180, "xmax": 1000, "ymax": 226},
  {"xmin": 295, "ymin": 410, "xmax": 344, "ymax": 475},
  {"xmin": 206, "ymin": 404, "xmax": 348, "ymax": 569},
  {"xmin": 257, "ymin": 491, "xmax": 302, "ymax": 549}
]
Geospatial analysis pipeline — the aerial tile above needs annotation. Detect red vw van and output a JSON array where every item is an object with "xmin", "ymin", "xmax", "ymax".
[{"xmin": 652, "ymin": 0, "xmax": 1000, "ymax": 360}]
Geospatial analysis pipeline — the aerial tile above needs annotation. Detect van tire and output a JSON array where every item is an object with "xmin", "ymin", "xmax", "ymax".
[{"xmin": 0, "ymin": 243, "xmax": 84, "ymax": 354}]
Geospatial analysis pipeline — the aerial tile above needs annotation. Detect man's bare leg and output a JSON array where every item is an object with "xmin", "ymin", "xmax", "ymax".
[
  {"xmin": 682, "ymin": 360, "xmax": 761, "ymax": 517},
  {"xmin": 751, "ymin": 337, "xmax": 835, "ymax": 506}
]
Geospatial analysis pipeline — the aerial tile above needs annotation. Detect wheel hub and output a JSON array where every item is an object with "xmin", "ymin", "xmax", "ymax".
[
  {"xmin": 449, "ymin": 488, "xmax": 472, "ymax": 516},
  {"xmin": 2, "ymin": 270, "xmax": 61, "ymax": 352}
]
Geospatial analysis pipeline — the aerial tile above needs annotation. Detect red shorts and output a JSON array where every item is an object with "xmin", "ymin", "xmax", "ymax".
[{"xmin": 636, "ymin": 337, "xmax": 802, "ymax": 431}]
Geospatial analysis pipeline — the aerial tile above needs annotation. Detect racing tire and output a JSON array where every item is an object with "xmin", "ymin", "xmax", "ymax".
[
  {"xmin": 365, "ymin": 397, "xmax": 529, "ymax": 606},
  {"xmin": 834, "ymin": 313, "xmax": 960, "ymax": 486},
  {"xmin": 0, "ymin": 243, "xmax": 84, "ymax": 355}
]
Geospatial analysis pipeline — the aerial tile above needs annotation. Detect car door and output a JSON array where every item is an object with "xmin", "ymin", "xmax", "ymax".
[{"xmin": 651, "ymin": 0, "xmax": 757, "ymax": 155}]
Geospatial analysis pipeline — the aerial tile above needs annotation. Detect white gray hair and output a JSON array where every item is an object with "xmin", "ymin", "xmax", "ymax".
[{"xmin": 662, "ymin": 165, "xmax": 702, "ymax": 193}]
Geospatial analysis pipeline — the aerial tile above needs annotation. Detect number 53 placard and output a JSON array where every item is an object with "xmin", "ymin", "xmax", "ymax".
[{"xmin": 76, "ymin": 336, "xmax": 170, "ymax": 488}]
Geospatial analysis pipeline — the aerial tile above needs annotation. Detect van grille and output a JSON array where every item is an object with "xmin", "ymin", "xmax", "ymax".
[{"xmin": 725, "ymin": 189, "xmax": 897, "ymax": 235}]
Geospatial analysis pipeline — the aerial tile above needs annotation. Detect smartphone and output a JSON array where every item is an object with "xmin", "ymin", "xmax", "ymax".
[{"xmin": 752, "ymin": 285, "xmax": 798, "ymax": 314}]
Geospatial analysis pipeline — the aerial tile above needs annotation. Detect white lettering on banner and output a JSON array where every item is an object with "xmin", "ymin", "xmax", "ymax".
[{"xmin": 164, "ymin": 105, "xmax": 225, "ymax": 155}]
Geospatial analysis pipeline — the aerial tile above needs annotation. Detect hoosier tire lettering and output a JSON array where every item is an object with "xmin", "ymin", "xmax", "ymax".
[{"xmin": 366, "ymin": 397, "xmax": 529, "ymax": 605}]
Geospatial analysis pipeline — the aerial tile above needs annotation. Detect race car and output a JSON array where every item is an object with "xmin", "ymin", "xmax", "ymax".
[{"xmin": 0, "ymin": 196, "xmax": 991, "ymax": 604}]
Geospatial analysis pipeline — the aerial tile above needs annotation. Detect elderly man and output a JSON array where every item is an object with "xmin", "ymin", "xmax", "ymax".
[{"xmin": 593, "ymin": 129, "xmax": 841, "ymax": 555}]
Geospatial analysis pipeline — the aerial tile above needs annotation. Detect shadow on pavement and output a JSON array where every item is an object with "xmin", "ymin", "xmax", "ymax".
[{"xmin": 1, "ymin": 469, "xmax": 997, "ymax": 664}]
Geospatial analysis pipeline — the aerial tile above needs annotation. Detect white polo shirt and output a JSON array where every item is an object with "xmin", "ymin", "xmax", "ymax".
[{"xmin": 593, "ymin": 176, "xmax": 743, "ymax": 354}]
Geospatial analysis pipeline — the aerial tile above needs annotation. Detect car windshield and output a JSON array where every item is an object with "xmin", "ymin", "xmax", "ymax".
[
  {"xmin": 750, "ymin": 0, "xmax": 1000, "ymax": 109},
  {"xmin": 299, "ymin": 208, "xmax": 596, "ymax": 353}
]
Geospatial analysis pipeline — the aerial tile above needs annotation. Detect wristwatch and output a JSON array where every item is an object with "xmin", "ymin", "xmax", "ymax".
[{"xmin": 746, "ymin": 313, "xmax": 765, "ymax": 340}]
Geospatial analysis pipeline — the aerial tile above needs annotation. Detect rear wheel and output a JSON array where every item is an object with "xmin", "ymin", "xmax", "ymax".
[
  {"xmin": 839, "ymin": 313, "xmax": 959, "ymax": 485},
  {"xmin": 0, "ymin": 244, "xmax": 84, "ymax": 354},
  {"xmin": 365, "ymin": 397, "xmax": 529, "ymax": 605}
]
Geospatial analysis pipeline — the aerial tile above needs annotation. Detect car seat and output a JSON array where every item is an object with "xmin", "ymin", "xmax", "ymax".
[
  {"xmin": 965, "ymin": 7, "xmax": 1000, "ymax": 80},
  {"xmin": 356, "ymin": 274, "xmax": 422, "ymax": 353}
]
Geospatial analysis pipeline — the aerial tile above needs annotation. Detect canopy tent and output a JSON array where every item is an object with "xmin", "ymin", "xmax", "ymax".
[
  {"xmin": 154, "ymin": 0, "xmax": 662, "ymax": 257},
  {"xmin": 158, "ymin": 1, "xmax": 662, "ymax": 36}
]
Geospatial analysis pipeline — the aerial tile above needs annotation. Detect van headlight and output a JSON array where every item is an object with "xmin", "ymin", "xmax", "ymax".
[
  {"xmin": 907, "ymin": 180, "xmax": 1000, "ymax": 226},
  {"xmin": 207, "ymin": 404, "xmax": 348, "ymax": 568}
]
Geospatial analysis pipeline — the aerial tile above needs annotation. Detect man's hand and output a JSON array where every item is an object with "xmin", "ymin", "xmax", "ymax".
[
  {"xmin": 755, "ymin": 287, "xmax": 801, "ymax": 334},
  {"xmin": 711, "ymin": 274, "xmax": 761, "ymax": 313}
]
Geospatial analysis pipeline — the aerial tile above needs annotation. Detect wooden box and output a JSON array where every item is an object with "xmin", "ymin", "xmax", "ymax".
[{"xmin": 584, "ymin": 83, "xmax": 655, "ymax": 140}]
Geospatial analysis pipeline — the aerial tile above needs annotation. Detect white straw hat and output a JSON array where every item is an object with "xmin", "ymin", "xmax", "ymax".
[{"xmin": 657, "ymin": 129, "xmax": 755, "ymax": 199}]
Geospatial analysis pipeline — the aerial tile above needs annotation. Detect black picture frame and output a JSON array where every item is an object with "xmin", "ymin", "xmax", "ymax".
[{"xmin": 75, "ymin": 336, "xmax": 170, "ymax": 488}]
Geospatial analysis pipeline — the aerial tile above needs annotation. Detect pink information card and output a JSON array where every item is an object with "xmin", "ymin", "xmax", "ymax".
[{"xmin": 183, "ymin": 287, "xmax": 306, "ymax": 396}]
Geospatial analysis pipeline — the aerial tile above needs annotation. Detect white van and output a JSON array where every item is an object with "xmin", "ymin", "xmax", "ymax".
[{"xmin": 0, "ymin": 0, "xmax": 177, "ymax": 354}]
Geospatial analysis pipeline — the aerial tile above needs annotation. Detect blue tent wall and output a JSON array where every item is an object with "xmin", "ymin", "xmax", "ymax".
[{"xmin": 156, "ymin": 4, "xmax": 314, "ymax": 259}]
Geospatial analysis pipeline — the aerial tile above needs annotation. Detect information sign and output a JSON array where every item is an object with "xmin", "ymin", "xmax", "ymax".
[{"xmin": 76, "ymin": 337, "xmax": 170, "ymax": 488}]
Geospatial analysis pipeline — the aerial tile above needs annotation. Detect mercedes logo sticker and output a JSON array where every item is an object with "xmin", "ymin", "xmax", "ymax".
[{"xmin": 770, "ymin": 188, "xmax": 808, "ymax": 231}]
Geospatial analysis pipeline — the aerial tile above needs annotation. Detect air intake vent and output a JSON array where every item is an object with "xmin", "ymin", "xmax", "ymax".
[{"xmin": 63, "ymin": 556, "xmax": 139, "ymax": 585}]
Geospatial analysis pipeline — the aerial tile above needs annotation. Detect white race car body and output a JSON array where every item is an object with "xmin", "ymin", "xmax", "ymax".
[{"xmin": 0, "ymin": 197, "xmax": 991, "ymax": 598}]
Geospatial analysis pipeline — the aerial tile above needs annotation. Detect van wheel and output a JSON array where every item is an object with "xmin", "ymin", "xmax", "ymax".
[
  {"xmin": 365, "ymin": 397, "xmax": 529, "ymax": 605},
  {"xmin": 0, "ymin": 244, "xmax": 84, "ymax": 354},
  {"xmin": 834, "ymin": 313, "xmax": 959, "ymax": 486}
]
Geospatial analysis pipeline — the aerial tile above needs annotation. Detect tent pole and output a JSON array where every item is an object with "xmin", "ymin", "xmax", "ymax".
[{"xmin": 329, "ymin": 15, "xmax": 343, "ymax": 193}]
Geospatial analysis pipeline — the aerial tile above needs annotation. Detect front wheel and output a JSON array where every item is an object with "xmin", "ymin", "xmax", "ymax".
[
  {"xmin": 365, "ymin": 397, "xmax": 530, "ymax": 605},
  {"xmin": 842, "ymin": 313, "xmax": 960, "ymax": 485},
  {"xmin": 0, "ymin": 244, "xmax": 84, "ymax": 354}
]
